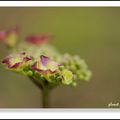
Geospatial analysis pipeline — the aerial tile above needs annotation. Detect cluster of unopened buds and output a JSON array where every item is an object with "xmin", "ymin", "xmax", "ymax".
[{"xmin": 0, "ymin": 25, "xmax": 92, "ymax": 107}]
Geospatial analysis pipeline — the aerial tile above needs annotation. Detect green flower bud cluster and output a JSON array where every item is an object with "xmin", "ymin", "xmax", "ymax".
[{"xmin": 60, "ymin": 53, "xmax": 92, "ymax": 82}]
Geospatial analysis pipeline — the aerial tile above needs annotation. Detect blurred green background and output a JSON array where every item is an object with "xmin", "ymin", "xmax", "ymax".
[{"xmin": 0, "ymin": 7, "xmax": 120, "ymax": 108}]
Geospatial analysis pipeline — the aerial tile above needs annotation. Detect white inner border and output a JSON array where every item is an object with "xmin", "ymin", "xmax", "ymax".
[
  {"xmin": 0, "ymin": 1, "xmax": 120, "ymax": 7},
  {"xmin": 0, "ymin": 1, "xmax": 120, "ymax": 119},
  {"xmin": 0, "ymin": 109, "xmax": 120, "ymax": 119}
]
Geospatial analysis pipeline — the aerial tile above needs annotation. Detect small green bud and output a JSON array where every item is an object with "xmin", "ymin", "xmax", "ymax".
[
  {"xmin": 78, "ymin": 70, "xmax": 92, "ymax": 82},
  {"xmin": 72, "ymin": 82, "xmax": 77, "ymax": 87},
  {"xmin": 84, "ymin": 70, "xmax": 92, "ymax": 81},
  {"xmin": 59, "ymin": 65, "xmax": 65, "ymax": 70},
  {"xmin": 27, "ymin": 71, "xmax": 33, "ymax": 76},
  {"xmin": 61, "ymin": 69, "xmax": 73, "ymax": 85}
]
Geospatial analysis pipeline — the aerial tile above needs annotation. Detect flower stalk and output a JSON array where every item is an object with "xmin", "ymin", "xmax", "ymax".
[
  {"xmin": 29, "ymin": 77, "xmax": 52, "ymax": 108},
  {"xmin": 42, "ymin": 87, "xmax": 50, "ymax": 108}
]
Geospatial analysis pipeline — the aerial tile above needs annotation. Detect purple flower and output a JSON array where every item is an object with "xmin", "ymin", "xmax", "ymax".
[
  {"xmin": 32, "ymin": 55, "xmax": 60, "ymax": 74},
  {"xmin": 2, "ymin": 52, "xmax": 32, "ymax": 69}
]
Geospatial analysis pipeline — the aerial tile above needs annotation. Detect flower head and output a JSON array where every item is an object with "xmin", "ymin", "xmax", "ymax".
[
  {"xmin": 0, "ymin": 25, "xmax": 19, "ymax": 48},
  {"xmin": 32, "ymin": 55, "xmax": 60, "ymax": 74},
  {"xmin": 2, "ymin": 52, "xmax": 33, "ymax": 70},
  {"xmin": 0, "ymin": 26, "xmax": 92, "ymax": 87},
  {"xmin": 26, "ymin": 33, "xmax": 53, "ymax": 46}
]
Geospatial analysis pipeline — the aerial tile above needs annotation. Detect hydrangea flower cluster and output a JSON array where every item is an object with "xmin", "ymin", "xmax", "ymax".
[{"xmin": 1, "ymin": 26, "xmax": 92, "ymax": 89}]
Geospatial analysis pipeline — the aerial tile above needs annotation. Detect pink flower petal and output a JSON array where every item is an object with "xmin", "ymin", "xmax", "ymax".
[
  {"xmin": 0, "ymin": 31, "xmax": 6, "ymax": 41},
  {"xmin": 2, "ymin": 55, "xmax": 13, "ymax": 68},
  {"xmin": 26, "ymin": 33, "xmax": 53, "ymax": 45},
  {"xmin": 40, "ymin": 55, "xmax": 49, "ymax": 66},
  {"xmin": 9, "ymin": 62, "xmax": 21, "ymax": 69},
  {"xmin": 23, "ymin": 56, "xmax": 33, "ymax": 62},
  {"xmin": 2, "ymin": 52, "xmax": 32, "ymax": 69},
  {"xmin": 32, "ymin": 63, "xmax": 56, "ymax": 74},
  {"xmin": 32, "ymin": 55, "xmax": 59, "ymax": 75}
]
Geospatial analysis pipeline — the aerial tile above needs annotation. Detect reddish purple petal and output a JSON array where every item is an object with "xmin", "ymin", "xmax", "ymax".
[
  {"xmin": 31, "ymin": 55, "xmax": 59, "ymax": 75},
  {"xmin": 31, "ymin": 62, "xmax": 38, "ymax": 70},
  {"xmin": 32, "ymin": 60, "xmax": 57, "ymax": 74},
  {"xmin": 39, "ymin": 69, "xmax": 56, "ymax": 74},
  {"xmin": 2, "ymin": 56, "xmax": 20, "ymax": 68},
  {"xmin": 2, "ymin": 57, "xmax": 9, "ymax": 64},
  {"xmin": 2, "ymin": 56, "xmax": 11, "ymax": 67},
  {"xmin": 32, "ymin": 65, "xmax": 56, "ymax": 74},
  {"xmin": 2, "ymin": 52, "xmax": 32, "ymax": 69},
  {"xmin": 40, "ymin": 55, "xmax": 49, "ymax": 66},
  {"xmin": 26, "ymin": 33, "xmax": 53, "ymax": 45},
  {"xmin": 9, "ymin": 62, "xmax": 21, "ymax": 69},
  {"xmin": 23, "ymin": 56, "xmax": 33, "ymax": 62},
  {"xmin": 26, "ymin": 35, "xmax": 40, "ymax": 44},
  {"xmin": 0, "ymin": 31, "xmax": 6, "ymax": 41}
]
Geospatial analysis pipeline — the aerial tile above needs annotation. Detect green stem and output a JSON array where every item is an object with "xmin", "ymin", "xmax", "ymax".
[
  {"xmin": 29, "ymin": 77, "xmax": 52, "ymax": 108},
  {"xmin": 42, "ymin": 87, "xmax": 50, "ymax": 108}
]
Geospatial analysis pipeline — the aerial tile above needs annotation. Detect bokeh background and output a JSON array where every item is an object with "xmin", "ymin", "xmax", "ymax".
[{"xmin": 0, "ymin": 7, "xmax": 120, "ymax": 108}]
